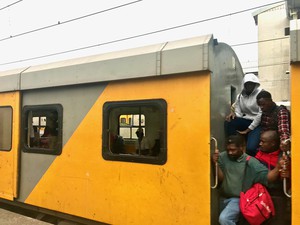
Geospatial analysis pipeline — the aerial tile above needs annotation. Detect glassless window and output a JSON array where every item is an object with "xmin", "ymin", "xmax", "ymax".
[
  {"xmin": 22, "ymin": 104, "xmax": 63, "ymax": 155},
  {"xmin": 103, "ymin": 99, "xmax": 167, "ymax": 165},
  {"xmin": 119, "ymin": 114, "xmax": 145, "ymax": 139},
  {"xmin": 0, "ymin": 107, "xmax": 12, "ymax": 151}
]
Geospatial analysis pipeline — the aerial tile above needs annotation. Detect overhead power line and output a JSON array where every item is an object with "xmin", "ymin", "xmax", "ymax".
[
  {"xmin": 242, "ymin": 61, "xmax": 290, "ymax": 71},
  {"xmin": 0, "ymin": 0, "xmax": 286, "ymax": 66},
  {"xmin": 0, "ymin": 35, "xmax": 289, "ymax": 67},
  {"xmin": 0, "ymin": 0, "xmax": 142, "ymax": 42},
  {"xmin": 0, "ymin": 0, "xmax": 23, "ymax": 12},
  {"xmin": 232, "ymin": 36, "xmax": 289, "ymax": 47},
  {"xmin": 0, "ymin": 0, "xmax": 283, "ymax": 43}
]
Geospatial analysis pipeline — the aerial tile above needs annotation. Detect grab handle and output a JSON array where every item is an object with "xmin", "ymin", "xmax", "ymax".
[
  {"xmin": 282, "ymin": 150, "xmax": 291, "ymax": 198},
  {"xmin": 211, "ymin": 137, "xmax": 219, "ymax": 189},
  {"xmin": 283, "ymin": 177, "xmax": 291, "ymax": 198}
]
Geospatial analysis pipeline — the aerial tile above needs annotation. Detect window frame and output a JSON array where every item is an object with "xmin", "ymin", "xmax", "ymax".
[
  {"xmin": 0, "ymin": 106, "xmax": 13, "ymax": 151},
  {"xmin": 21, "ymin": 104, "xmax": 63, "ymax": 155},
  {"xmin": 102, "ymin": 99, "xmax": 167, "ymax": 165}
]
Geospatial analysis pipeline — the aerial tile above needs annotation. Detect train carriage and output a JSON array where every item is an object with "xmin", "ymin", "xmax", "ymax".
[
  {"xmin": 1, "ymin": 32, "xmax": 292, "ymax": 225},
  {"xmin": 290, "ymin": 17, "xmax": 300, "ymax": 225}
]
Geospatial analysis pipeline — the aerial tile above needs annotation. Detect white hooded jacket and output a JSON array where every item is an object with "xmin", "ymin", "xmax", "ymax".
[{"xmin": 234, "ymin": 73, "xmax": 262, "ymax": 130}]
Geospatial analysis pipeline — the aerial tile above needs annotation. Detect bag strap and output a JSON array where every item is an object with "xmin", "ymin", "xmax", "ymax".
[{"xmin": 242, "ymin": 156, "xmax": 251, "ymax": 191}]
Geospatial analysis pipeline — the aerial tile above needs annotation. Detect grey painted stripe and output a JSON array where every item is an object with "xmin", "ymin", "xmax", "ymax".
[{"xmin": 18, "ymin": 83, "xmax": 107, "ymax": 202}]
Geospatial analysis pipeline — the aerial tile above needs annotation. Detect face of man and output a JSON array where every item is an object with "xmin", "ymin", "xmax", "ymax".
[
  {"xmin": 259, "ymin": 131, "xmax": 278, "ymax": 153},
  {"xmin": 244, "ymin": 82, "xmax": 256, "ymax": 95},
  {"xmin": 226, "ymin": 143, "xmax": 244, "ymax": 161},
  {"xmin": 257, "ymin": 98, "xmax": 273, "ymax": 113}
]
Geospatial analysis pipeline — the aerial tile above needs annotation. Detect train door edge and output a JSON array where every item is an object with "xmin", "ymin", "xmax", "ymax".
[{"xmin": 0, "ymin": 91, "xmax": 21, "ymax": 200}]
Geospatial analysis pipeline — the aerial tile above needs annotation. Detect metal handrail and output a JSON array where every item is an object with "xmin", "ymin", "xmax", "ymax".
[
  {"xmin": 282, "ymin": 139, "xmax": 291, "ymax": 198},
  {"xmin": 211, "ymin": 137, "xmax": 219, "ymax": 189},
  {"xmin": 282, "ymin": 153, "xmax": 291, "ymax": 198},
  {"xmin": 283, "ymin": 177, "xmax": 291, "ymax": 198},
  {"xmin": 283, "ymin": 138, "xmax": 291, "ymax": 157}
]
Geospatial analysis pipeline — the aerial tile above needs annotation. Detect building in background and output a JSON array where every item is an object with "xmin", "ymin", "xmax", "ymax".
[
  {"xmin": 288, "ymin": 0, "xmax": 300, "ymax": 64},
  {"xmin": 253, "ymin": 2, "xmax": 291, "ymax": 102}
]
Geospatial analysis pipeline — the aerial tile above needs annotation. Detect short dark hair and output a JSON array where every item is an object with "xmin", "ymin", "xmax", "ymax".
[
  {"xmin": 256, "ymin": 90, "xmax": 272, "ymax": 101},
  {"xmin": 226, "ymin": 135, "xmax": 246, "ymax": 148},
  {"xmin": 264, "ymin": 130, "xmax": 280, "ymax": 148}
]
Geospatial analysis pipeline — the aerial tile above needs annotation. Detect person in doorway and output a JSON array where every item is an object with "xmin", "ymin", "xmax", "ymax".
[
  {"xmin": 256, "ymin": 90, "xmax": 291, "ymax": 152},
  {"xmin": 225, "ymin": 73, "xmax": 262, "ymax": 156},
  {"xmin": 255, "ymin": 130, "xmax": 281, "ymax": 170},
  {"xmin": 255, "ymin": 130, "xmax": 291, "ymax": 225},
  {"xmin": 212, "ymin": 134, "xmax": 289, "ymax": 225}
]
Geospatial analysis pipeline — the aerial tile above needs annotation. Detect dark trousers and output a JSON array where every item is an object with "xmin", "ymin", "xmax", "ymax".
[{"xmin": 224, "ymin": 118, "xmax": 261, "ymax": 156}]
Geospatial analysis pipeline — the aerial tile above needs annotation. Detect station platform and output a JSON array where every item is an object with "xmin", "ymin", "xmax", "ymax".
[{"xmin": 0, "ymin": 208, "xmax": 52, "ymax": 225}]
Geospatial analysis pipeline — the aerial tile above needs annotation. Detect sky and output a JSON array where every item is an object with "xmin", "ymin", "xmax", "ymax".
[{"xmin": 0, "ymin": 0, "xmax": 282, "ymax": 72}]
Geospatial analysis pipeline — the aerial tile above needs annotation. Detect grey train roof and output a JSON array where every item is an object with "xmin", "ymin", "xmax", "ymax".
[{"xmin": 0, "ymin": 34, "xmax": 241, "ymax": 92}]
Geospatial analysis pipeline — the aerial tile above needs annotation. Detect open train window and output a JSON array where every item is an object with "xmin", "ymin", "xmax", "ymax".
[
  {"xmin": 0, "ymin": 106, "xmax": 12, "ymax": 151},
  {"xmin": 119, "ymin": 114, "xmax": 145, "ymax": 139},
  {"xmin": 22, "ymin": 104, "xmax": 63, "ymax": 155},
  {"xmin": 103, "ymin": 99, "xmax": 167, "ymax": 165}
]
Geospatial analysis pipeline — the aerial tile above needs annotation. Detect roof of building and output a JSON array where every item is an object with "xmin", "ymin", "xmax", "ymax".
[{"xmin": 252, "ymin": 2, "xmax": 285, "ymax": 25}]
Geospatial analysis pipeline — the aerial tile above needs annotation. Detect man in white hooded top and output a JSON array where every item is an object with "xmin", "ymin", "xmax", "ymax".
[{"xmin": 225, "ymin": 73, "xmax": 262, "ymax": 156}]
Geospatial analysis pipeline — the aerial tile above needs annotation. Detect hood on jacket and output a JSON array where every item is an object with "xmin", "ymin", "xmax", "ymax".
[{"xmin": 241, "ymin": 73, "xmax": 260, "ymax": 94}]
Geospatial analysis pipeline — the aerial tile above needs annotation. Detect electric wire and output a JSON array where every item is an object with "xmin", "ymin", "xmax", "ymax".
[
  {"xmin": 0, "ymin": 0, "xmax": 142, "ymax": 42},
  {"xmin": 243, "ymin": 61, "xmax": 289, "ymax": 70},
  {"xmin": 231, "ymin": 36, "xmax": 289, "ymax": 47},
  {"xmin": 0, "ymin": 0, "xmax": 23, "ymax": 11},
  {"xmin": 0, "ymin": 0, "xmax": 283, "ymax": 43},
  {"xmin": 0, "ymin": 0, "xmax": 287, "ymax": 67}
]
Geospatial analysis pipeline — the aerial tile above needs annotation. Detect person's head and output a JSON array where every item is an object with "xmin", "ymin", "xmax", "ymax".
[
  {"xmin": 242, "ymin": 73, "xmax": 260, "ymax": 95},
  {"xmin": 244, "ymin": 82, "xmax": 256, "ymax": 95},
  {"xmin": 226, "ymin": 135, "xmax": 246, "ymax": 161},
  {"xmin": 135, "ymin": 128, "xmax": 144, "ymax": 139},
  {"xmin": 256, "ymin": 90, "xmax": 275, "ymax": 113},
  {"xmin": 259, "ymin": 130, "xmax": 280, "ymax": 153}
]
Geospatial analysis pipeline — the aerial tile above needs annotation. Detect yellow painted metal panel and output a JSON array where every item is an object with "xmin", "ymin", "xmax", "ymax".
[
  {"xmin": 291, "ymin": 63, "xmax": 300, "ymax": 225},
  {"xmin": 25, "ymin": 72, "xmax": 211, "ymax": 225},
  {"xmin": 0, "ymin": 91, "xmax": 20, "ymax": 200}
]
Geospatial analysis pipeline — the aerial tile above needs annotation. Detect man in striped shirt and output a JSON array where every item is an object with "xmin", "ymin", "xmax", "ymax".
[{"xmin": 256, "ymin": 90, "xmax": 291, "ymax": 152}]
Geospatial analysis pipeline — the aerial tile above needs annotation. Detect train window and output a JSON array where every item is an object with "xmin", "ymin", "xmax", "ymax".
[
  {"xmin": 22, "ymin": 104, "xmax": 63, "ymax": 155},
  {"xmin": 102, "ymin": 99, "xmax": 167, "ymax": 165},
  {"xmin": 0, "ymin": 107, "xmax": 12, "ymax": 151}
]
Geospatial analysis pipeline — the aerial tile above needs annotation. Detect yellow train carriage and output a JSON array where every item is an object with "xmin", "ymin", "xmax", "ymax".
[
  {"xmin": 0, "ymin": 83, "xmax": 20, "ymax": 201},
  {"xmin": 0, "ymin": 34, "xmax": 243, "ymax": 224},
  {"xmin": 290, "ymin": 18, "xmax": 300, "ymax": 225}
]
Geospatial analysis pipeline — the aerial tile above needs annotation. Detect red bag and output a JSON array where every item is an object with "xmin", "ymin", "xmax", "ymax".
[{"xmin": 240, "ymin": 183, "xmax": 275, "ymax": 225}]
